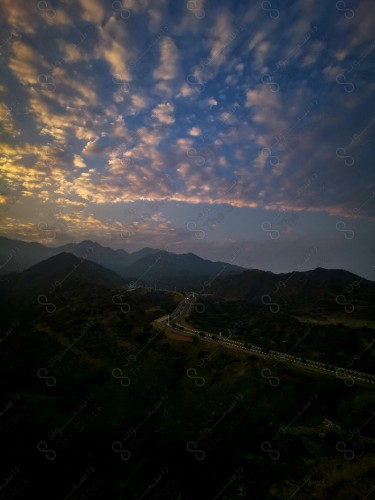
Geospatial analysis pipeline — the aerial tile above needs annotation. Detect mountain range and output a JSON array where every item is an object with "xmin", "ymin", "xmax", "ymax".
[
  {"xmin": 1, "ymin": 236, "xmax": 374, "ymax": 308},
  {"xmin": 0, "ymin": 236, "xmax": 244, "ymax": 288}
]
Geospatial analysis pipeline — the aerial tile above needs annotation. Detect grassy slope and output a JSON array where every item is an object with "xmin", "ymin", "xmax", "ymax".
[{"xmin": 187, "ymin": 297, "xmax": 375, "ymax": 374}]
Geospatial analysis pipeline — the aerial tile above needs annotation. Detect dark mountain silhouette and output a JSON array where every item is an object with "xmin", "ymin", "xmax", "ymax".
[
  {"xmin": 127, "ymin": 250, "xmax": 244, "ymax": 287},
  {"xmin": 1, "ymin": 237, "xmax": 373, "ymax": 300},
  {"xmin": 59, "ymin": 240, "xmax": 131, "ymax": 275},
  {"xmin": 210, "ymin": 267, "xmax": 375, "ymax": 306},
  {"xmin": 22, "ymin": 252, "xmax": 124, "ymax": 289},
  {"xmin": 0, "ymin": 252, "xmax": 124, "ymax": 313},
  {"xmin": 126, "ymin": 247, "xmax": 161, "ymax": 265},
  {"xmin": 0, "ymin": 237, "xmax": 244, "ymax": 285},
  {"xmin": 0, "ymin": 236, "xmax": 53, "ymax": 273}
]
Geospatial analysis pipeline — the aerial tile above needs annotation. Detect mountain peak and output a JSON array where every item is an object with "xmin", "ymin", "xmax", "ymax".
[
  {"xmin": 13, "ymin": 251, "xmax": 124, "ymax": 290},
  {"xmin": 78, "ymin": 239, "xmax": 101, "ymax": 247},
  {"xmin": 46, "ymin": 251, "xmax": 80, "ymax": 263}
]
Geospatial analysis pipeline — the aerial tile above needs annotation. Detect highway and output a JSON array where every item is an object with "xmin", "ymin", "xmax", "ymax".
[{"xmin": 158, "ymin": 295, "xmax": 375, "ymax": 387}]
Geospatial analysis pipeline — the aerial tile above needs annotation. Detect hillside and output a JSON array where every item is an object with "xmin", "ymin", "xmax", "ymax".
[
  {"xmin": 127, "ymin": 250, "xmax": 244, "ymax": 288},
  {"xmin": 59, "ymin": 240, "xmax": 131, "ymax": 276},
  {"xmin": 0, "ymin": 252, "xmax": 125, "ymax": 322},
  {"xmin": 211, "ymin": 267, "xmax": 375, "ymax": 308}
]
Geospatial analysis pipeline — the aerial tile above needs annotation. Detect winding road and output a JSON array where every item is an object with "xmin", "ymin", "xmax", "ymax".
[{"xmin": 157, "ymin": 295, "xmax": 375, "ymax": 387}]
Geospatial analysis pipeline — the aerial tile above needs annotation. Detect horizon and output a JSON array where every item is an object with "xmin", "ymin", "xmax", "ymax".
[{"xmin": 2, "ymin": 234, "xmax": 374, "ymax": 280}]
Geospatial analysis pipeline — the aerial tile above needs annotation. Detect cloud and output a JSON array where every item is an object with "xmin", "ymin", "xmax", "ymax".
[
  {"xmin": 58, "ymin": 41, "xmax": 85, "ymax": 63},
  {"xmin": 189, "ymin": 127, "xmax": 201, "ymax": 136},
  {"xmin": 83, "ymin": 136, "xmax": 116, "ymax": 156},
  {"xmin": 79, "ymin": 0, "xmax": 105, "ymax": 24},
  {"xmin": 95, "ymin": 17, "xmax": 132, "ymax": 81},
  {"xmin": 208, "ymin": 9, "xmax": 234, "ymax": 67},
  {"xmin": 247, "ymin": 30, "xmax": 271, "ymax": 71},
  {"xmin": 301, "ymin": 40, "xmax": 326, "ymax": 67},
  {"xmin": 235, "ymin": 63, "xmax": 244, "ymax": 73},
  {"xmin": 15, "ymin": 63, "xmax": 105, "ymax": 151},
  {"xmin": 154, "ymin": 37, "xmax": 179, "ymax": 81},
  {"xmin": 26, "ymin": 95, "xmax": 67, "ymax": 145},
  {"xmin": 136, "ymin": 127, "xmax": 164, "ymax": 147},
  {"xmin": 153, "ymin": 36, "xmax": 179, "ymax": 95},
  {"xmin": 336, "ymin": 1, "xmax": 375, "ymax": 53},
  {"xmin": 8, "ymin": 41, "xmax": 47, "ymax": 85},
  {"xmin": 100, "ymin": 43, "xmax": 131, "ymax": 81},
  {"xmin": 125, "ymin": 0, "xmax": 149, "ymax": 14},
  {"xmin": 107, "ymin": 157, "xmax": 131, "ymax": 174},
  {"xmin": 245, "ymin": 85, "xmax": 283, "ymax": 130},
  {"xmin": 0, "ymin": 103, "xmax": 18, "ymax": 137},
  {"xmin": 335, "ymin": 49, "xmax": 349, "ymax": 62},
  {"xmin": 189, "ymin": 8, "xmax": 243, "ymax": 87},
  {"xmin": 176, "ymin": 83, "xmax": 195, "ymax": 98},
  {"xmin": 46, "ymin": 9, "xmax": 71, "ymax": 27},
  {"xmin": 131, "ymin": 94, "xmax": 148, "ymax": 110},
  {"xmin": 322, "ymin": 65, "xmax": 342, "ymax": 81},
  {"xmin": 1, "ymin": 0, "xmax": 72, "ymax": 37},
  {"xmin": 0, "ymin": 153, "xmax": 52, "ymax": 199},
  {"xmin": 151, "ymin": 102, "xmax": 175, "ymax": 124},
  {"xmin": 177, "ymin": 0, "xmax": 205, "ymax": 34},
  {"xmin": 73, "ymin": 155, "xmax": 87, "ymax": 168},
  {"xmin": 0, "ymin": 0, "xmax": 39, "ymax": 34},
  {"xmin": 218, "ymin": 156, "xmax": 227, "ymax": 167}
]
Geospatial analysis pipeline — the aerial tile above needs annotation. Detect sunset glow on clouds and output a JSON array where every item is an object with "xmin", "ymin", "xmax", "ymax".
[{"xmin": 0, "ymin": 0, "xmax": 374, "ymax": 276}]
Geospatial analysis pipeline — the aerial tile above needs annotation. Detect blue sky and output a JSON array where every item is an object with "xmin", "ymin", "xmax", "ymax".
[{"xmin": 0, "ymin": 0, "xmax": 374, "ymax": 276}]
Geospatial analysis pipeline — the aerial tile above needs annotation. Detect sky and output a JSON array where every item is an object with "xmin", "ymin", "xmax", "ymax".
[{"xmin": 0, "ymin": 0, "xmax": 374, "ymax": 277}]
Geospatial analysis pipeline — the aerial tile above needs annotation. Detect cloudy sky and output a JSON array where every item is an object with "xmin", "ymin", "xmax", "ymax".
[{"xmin": 0, "ymin": 0, "xmax": 374, "ymax": 277}]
